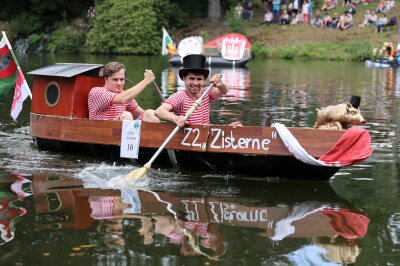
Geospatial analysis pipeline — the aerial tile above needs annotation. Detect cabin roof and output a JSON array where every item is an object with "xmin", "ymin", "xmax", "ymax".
[{"xmin": 27, "ymin": 63, "xmax": 104, "ymax": 78}]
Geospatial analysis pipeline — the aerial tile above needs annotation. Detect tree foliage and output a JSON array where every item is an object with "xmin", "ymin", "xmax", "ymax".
[
  {"xmin": 87, "ymin": 0, "xmax": 187, "ymax": 54},
  {"xmin": 1, "ymin": 0, "xmax": 91, "ymax": 38}
]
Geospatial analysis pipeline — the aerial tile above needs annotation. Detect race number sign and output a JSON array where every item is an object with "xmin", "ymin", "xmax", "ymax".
[
  {"xmin": 221, "ymin": 39, "xmax": 246, "ymax": 60},
  {"xmin": 120, "ymin": 120, "xmax": 142, "ymax": 159}
]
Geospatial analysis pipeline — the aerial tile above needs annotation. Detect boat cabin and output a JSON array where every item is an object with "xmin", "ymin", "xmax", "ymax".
[{"xmin": 27, "ymin": 63, "xmax": 105, "ymax": 118}]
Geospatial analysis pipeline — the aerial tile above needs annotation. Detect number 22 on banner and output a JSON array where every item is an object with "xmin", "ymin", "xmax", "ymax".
[{"xmin": 120, "ymin": 120, "xmax": 142, "ymax": 159}]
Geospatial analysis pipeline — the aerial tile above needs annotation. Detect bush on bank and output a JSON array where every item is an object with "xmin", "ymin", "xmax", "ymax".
[
  {"xmin": 251, "ymin": 41, "xmax": 372, "ymax": 61},
  {"xmin": 86, "ymin": 0, "xmax": 187, "ymax": 54}
]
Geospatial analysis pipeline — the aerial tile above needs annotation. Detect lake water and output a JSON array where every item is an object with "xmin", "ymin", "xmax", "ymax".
[{"xmin": 0, "ymin": 53, "xmax": 399, "ymax": 265}]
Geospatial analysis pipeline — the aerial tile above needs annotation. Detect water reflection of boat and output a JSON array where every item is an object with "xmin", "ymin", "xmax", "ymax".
[
  {"xmin": 27, "ymin": 175, "xmax": 369, "ymax": 264},
  {"xmin": 27, "ymin": 63, "xmax": 372, "ymax": 181},
  {"xmin": 0, "ymin": 174, "xmax": 31, "ymax": 245}
]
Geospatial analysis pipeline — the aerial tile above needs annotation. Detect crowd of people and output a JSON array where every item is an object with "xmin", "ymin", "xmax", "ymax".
[{"xmin": 236, "ymin": 0, "xmax": 396, "ymax": 32}]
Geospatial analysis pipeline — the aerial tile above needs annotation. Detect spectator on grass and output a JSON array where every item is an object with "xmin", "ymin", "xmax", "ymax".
[
  {"xmin": 281, "ymin": 0, "xmax": 287, "ymax": 11},
  {"xmin": 358, "ymin": 10, "xmax": 371, "ymax": 27},
  {"xmin": 337, "ymin": 11, "xmax": 352, "ymax": 30},
  {"xmin": 302, "ymin": 0, "xmax": 310, "ymax": 25},
  {"xmin": 368, "ymin": 11, "xmax": 378, "ymax": 25},
  {"xmin": 313, "ymin": 10, "xmax": 322, "ymax": 27},
  {"xmin": 388, "ymin": 0, "xmax": 396, "ymax": 10},
  {"xmin": 280, "ymin": 9, "xmax": 290, "ymax": 24},
  {"xmin": 243, "ymin": 2, "xmax": 254, "ymax": 20},
  {"xmin": 308, "ymin": 0, "xmax": 314, "ymax": 22},
  {"xmin": 376, "ymin": 0, "xmax": 386, "ymax": 12},
  {"xmin": 267, "ymin": 0, "xmax": 274, "ymax": 12},
  {"xmin": 260, "ymin": 9, "xmax": 274, "ymax": 24},
  {"xmin": 290, "ymin": 12, "xmax": 302, "ymax": 24},
  {"xmin": 235, "ymin": 2, "xmax": 243, "ymax": 18},
  {"xmin": 383, "ymin": 0, "xmax": 395, "ymax": 11},
  {"xmin": 331, "ymin": 12, "xmax": 340, "ymax": 27},
  {"xmin": 344, "ymin": 11, "xmax": 353, "ymax": 28},
  {"xmin": 272, "ymin": 0, "xmax": 281, "ymax": 23},
  {"xmin": 347, "ymin": 3, "xmax": 356, "ymax": 15},
  {"xmin": 288, "ymin": 1, "xmax": 294, "ymax": 15},
  {"xmin": 375, "ymin": 13, "xmax": 387, "ymax": 33},
  {"xmin": 321, "ymin": 0, "xmax": 331, "ymax": 11},
  {"xmin": 293, "ymin": 0, "xmax": 301, "ymax": 15},
  {"xmin": 330, "ymin": 0, "xmax": 338, "ymax": 9},
  {"xmin": 323, "ymin": 12, "xmax": 332, "ymax": 27}
]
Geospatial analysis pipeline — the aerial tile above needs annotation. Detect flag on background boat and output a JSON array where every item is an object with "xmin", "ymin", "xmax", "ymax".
[
  {"xmin": 161, "ymin": 27, "xmax": 177, "ymax": 56},
  {"xmin": 0, "ymin": 35, "xmax": 17, "ymax": 98},
  {"xmin": 11, "ymin": 68, "xmax": 30, "ymax": 120},
  {"xmin": 1, "ymin": 31, "xmax": 32, "ymax": 120}
]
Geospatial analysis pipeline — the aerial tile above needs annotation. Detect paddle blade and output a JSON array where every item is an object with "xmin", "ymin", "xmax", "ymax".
[{"xmin": 125, "ymin": 163, "xmax": 151, "ymax": 180}]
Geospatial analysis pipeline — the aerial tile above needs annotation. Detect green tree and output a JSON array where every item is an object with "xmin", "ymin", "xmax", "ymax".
[{"xmin": 87, "ymin": 0, "xmax": 186, "ymax": 54}]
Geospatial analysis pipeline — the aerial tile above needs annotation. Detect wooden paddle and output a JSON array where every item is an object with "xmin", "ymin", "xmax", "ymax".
[
  {"xmin": 125, "ymin": 81, "xmax": 217, "ymax": 180},
  {"xmin": 152, "ymin": 81, "xmax": 165, "ymax": 102},
  {"xmin": 151, "ymin": 80, "xmax": 178, "ymax": 166}
]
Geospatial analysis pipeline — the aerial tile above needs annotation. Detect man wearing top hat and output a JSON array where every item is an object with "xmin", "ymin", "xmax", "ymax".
[{"xmin": 155, "ymin": 54, "xmax": 228, "ymax": 127}]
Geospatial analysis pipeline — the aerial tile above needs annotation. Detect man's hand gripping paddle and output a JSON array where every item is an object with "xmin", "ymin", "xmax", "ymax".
[{"xmin": 125, "ymin": 80, "xmax": 218, "ymax": 180}]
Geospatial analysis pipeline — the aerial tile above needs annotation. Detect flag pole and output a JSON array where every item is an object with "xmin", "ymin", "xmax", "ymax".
[{"xmin": 1, "ymin": 31, "xmax": 32, "ymax": 99}]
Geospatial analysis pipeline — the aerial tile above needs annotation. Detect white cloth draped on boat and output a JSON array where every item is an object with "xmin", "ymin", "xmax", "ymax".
[{"xmin": 272, "ymin": 123, "xmax": 373, "ymax": 167}]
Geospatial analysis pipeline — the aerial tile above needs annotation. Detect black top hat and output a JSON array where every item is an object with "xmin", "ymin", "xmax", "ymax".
[
  {"xmin": 348, "ymin": 95, "xmax": 361, "ymax": 109},
  {"xmin": 178, "ymin": 54, "xmax": 210, "ymax": 80}
]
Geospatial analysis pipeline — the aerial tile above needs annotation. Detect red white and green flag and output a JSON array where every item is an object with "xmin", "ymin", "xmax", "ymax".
[
  {"xmin": 11, "ymin": 68, "xmax": 30, "ymax": 120},
  {"xmin": 0, "ymin": 35, "xmax": 17, "ymax": 98},
  {"xmin": 1, "ymin": 31, "xmax": 32, "ymax": 120},
  {"xmin": 161, "ymin": 27, "xmax": 177, "ymax": 56}
]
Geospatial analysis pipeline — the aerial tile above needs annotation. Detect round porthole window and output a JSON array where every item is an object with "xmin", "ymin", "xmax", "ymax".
[{"xmin": 45, "ymin": 82, "xmax": 60, "ymax": 107}]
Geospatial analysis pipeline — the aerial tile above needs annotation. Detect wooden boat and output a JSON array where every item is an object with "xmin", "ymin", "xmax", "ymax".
[
  {"xmin": 365, "ymin": 60, "xmax": 396, "ymax": 68},
  {"xmin": 169, "ymin": 33, "xmax": 251, "ymax": 68},
  {"xmin": 27, "ymin": 63, "xmax": 369, "ymax": 181}
]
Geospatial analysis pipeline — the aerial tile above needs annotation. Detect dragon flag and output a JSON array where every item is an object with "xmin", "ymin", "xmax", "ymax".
[
  {"xmin": 161, "ymin": 27, "xmax": 177, "ymax": 56},
  {"xmin": 0, "ymin": 33, "xmax": 17, "ymax": 98},
  {"xmin": 1, "ymin": 31, "xmax": 32, "ymax": 120}
]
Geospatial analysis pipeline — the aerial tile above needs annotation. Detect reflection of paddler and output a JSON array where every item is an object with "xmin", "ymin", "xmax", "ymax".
[{"xmin": 314, "ymin": 236, "xmax": 360, "ymax": 265}]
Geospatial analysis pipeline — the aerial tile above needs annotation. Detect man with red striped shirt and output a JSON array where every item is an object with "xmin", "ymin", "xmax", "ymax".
[
  {"xmin": 155, "ymin": 55, "xmax": 230, "ymax": 127},
  {"xmin": 88, "ymin": 62, "xmax": 159, "ymax": 122}
]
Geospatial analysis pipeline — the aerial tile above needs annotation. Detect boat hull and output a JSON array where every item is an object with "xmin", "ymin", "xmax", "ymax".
[
  {"xmin": 365, "ymin": 60, "xmax": 396, "ymax": 68},
  {"xmin": 168, "ymin": 56, "xmax": 250, "ymax": 68},
  {"xmin": 30, "ymin": 113, "xmax": 343, "ymax": 181}
]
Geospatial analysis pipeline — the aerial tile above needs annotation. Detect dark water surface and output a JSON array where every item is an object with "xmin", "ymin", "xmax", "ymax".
[{"xmin": 0, "ymin": 54, "xmax": 399, "ymax": 265}]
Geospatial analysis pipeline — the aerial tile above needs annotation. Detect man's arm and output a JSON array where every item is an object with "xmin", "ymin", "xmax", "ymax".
[
  {"xmin": 113, "ymin": 70, "xmax": 155, "ymax": 104},
  {"xmin": 210, "ymin": 74, "xmax": 228, "ymax": 100},
  {"xmin": 155, "ymin": 103, "xmax": 187, "ymax": 127}
]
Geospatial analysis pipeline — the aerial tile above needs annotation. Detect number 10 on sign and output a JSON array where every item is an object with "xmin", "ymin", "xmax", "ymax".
[{"xmin": 120, "ymin": 120, "xmax": 142, "ymax": 159}]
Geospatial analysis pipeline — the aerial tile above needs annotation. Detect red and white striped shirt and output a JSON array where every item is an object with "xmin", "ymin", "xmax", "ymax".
[
  {"xmin": 88, "ymin": 87, "xmax": 139, "ymax": 120},
  {"xmin": 164, "ymin": 87, "xmax": 216, "ymax": 125}
]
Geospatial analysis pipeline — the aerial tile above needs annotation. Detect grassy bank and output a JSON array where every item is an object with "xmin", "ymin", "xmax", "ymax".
[{"xmin": 173, "ymin": 1, "xmax": 400, "ymax": 61}]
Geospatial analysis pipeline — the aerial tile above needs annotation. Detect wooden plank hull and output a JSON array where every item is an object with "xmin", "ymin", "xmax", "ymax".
[{"xmin": 30, "ymin": 113, "xmax": 344, "ymax": 180}]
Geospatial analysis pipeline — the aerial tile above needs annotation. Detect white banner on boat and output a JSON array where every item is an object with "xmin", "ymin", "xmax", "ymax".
[
  {"xmin": 120, "ymin": 120, "xmax": 141, "ymax": 159},
  {"xmin": 221, "ymin": 39, "xmax": 246, "ymax": 60}
]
